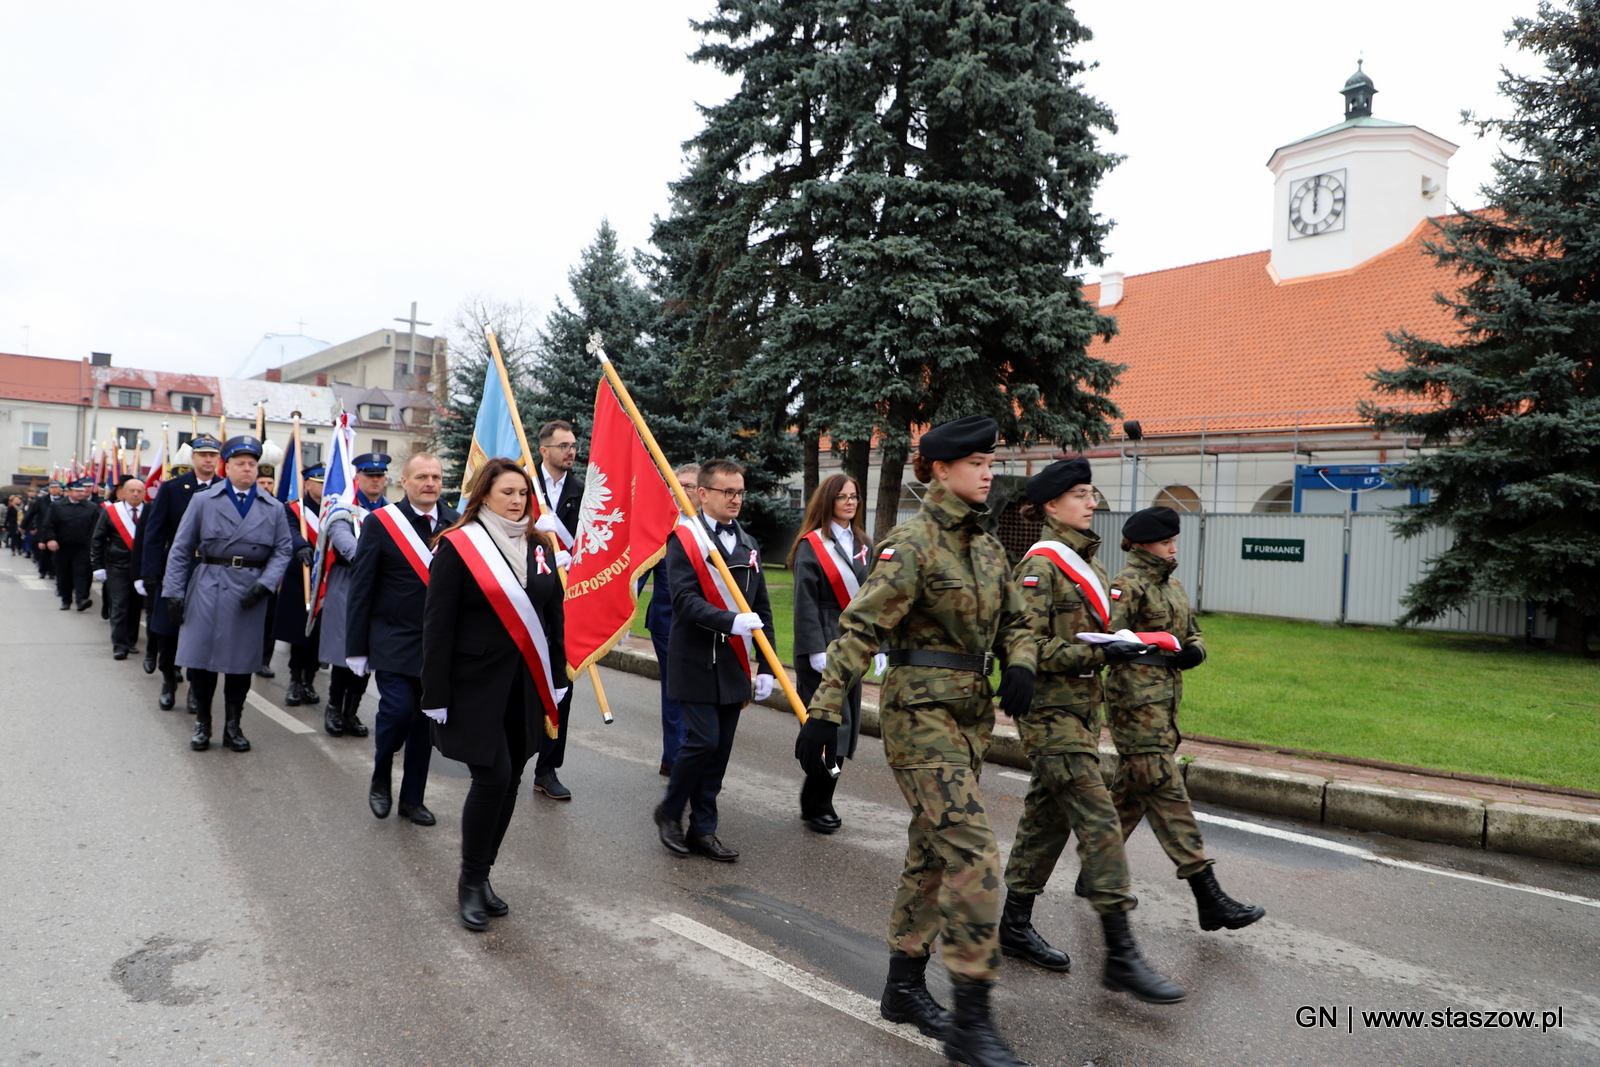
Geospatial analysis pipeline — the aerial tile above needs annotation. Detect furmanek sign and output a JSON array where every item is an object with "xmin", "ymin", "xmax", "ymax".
[{"xmin": 1241, "ymin": 538, "xmax": 1306, "ymax": 562}]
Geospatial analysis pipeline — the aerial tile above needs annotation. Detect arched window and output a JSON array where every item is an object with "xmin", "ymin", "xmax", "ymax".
[
  {"xmin": 1152, "ymin": 485, "xmax": 1202, "ymax": 512},
  {"xmin": 1253, "ymin": 482, "xmax": 1293, "ymax": 513}
]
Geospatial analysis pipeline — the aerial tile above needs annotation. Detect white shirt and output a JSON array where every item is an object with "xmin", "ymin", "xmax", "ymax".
[
  {"xmin": 540, "ymin": 466, "xmax": 567, "ymax": 511},
  {"xmin": 830, "ymin": 521, "xmax": 854, "ymax": 557},
  {"xmin": 413, "ymin": 504, "xmax": 438, "ymax": 533},
  {"xmin": 717, "ymin": 526, "xmax": 737, "ymax": 554}
]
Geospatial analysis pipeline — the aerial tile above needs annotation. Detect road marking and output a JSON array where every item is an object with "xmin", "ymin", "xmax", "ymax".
[
  {"xmin": 1196, "ymin": 811, "xmax": 1600, "ymax": 909},
  {"xmin": 651, "ymin": 912, "xmax": 942, "ymax": 1053},
  {"xmin": 245, "ymin": 691, "xmax": 315, "ymax": 734},
  {"xmin": 997, "ymin": 770, "xmax": 1031, "ymax": 782},
  {"xmin": 17, "ymin": 576, "xmax": 56, "ymax": 592}
]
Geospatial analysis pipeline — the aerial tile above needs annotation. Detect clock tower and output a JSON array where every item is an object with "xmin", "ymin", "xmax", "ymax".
[{"xmin": 1267, "ymin": 63, "xmax": 1458, "ymax": 281}]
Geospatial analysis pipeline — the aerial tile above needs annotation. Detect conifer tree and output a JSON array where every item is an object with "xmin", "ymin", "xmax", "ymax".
[{"xmin": 1367, "ymin": 0, "xmax": 1600, "ymax": 654}]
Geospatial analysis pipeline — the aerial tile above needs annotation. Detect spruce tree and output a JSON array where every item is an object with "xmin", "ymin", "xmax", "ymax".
[
  {"xmin": 661, "ymin": 0, "xmax": 1122, "ymax": 541},
  {"xmin": 1367, "ymin": 0, "xmax": 1600, "ymax": 654}
]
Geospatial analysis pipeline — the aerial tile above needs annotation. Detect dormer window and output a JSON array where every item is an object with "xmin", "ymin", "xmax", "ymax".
[
  {"xmin": 115, "ymin": 388, "xmax": 144, "ymax": 408},
  {"xmin": 366, "ymin": 404, "xmax": 389, "ymax": 421},
  {"xmin": 176, "ymin": 394, "xmax": 207, "ymax": 414}
]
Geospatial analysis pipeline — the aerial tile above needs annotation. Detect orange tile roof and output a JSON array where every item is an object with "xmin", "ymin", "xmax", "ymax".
[
  {"xmin": 1085, "ymin": 219, "xmax": 1460, "ymax": 436},
  {"xmin": 0, "ymin": 352, "xmax": 92, "ymax": 405}
]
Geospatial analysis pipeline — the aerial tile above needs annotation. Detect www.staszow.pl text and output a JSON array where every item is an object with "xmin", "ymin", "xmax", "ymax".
[{"xmin": 1297, "ymin": 1005, "xmax": 1566, "ymax": 1032}]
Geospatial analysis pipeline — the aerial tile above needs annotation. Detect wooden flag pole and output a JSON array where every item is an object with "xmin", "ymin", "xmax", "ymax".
[
  {"xmin": 585, "ymin": 333, "xmax": 810, "ymax": 724},
  {"xmin": 484, "ymin": 330, "xmax": 614, "ymax": 726}
]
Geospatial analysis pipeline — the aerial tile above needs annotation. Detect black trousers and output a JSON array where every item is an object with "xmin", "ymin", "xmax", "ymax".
[
  {"xmin": 534, "ymin": 688, "xmax": 574, "ymax": 776},
  {"xmin": 106, "ymin": 563, "xmax": 140, "ymax": 652},
  {"xmin": 461, "ymin": 672, "xmax": 530, "ymax": 885},
  {"xmin": 54, "ymin": 542, "xmax": 91, "ymax": 604},
  {"xmin": 662, "ymin": 701, "xmax": 742, "ymax": 838},
  {"xmin": 34, "ymin": 542, "xmax": 54, "ymax": 577},
  {"xmin": 187, "ymin": 671, "xmax": 251, "ymax": 709},
  {"xmin": 327, "ymin": 665, "xmax": 369, "ymax": 706},
  {"xmin": 288, "ymin": 642, "xmax": 320, "ymax": 671},
  {"xmin": 262, "ymin": 601, "xmax": 277, "ymax": 667}
]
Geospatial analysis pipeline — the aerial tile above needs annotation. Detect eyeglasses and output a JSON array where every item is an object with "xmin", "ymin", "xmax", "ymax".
[
  {"xmin": 542, "ymin": 442, "xmax": 578, "ymax": 453},
  {"xmin": 1064, "ymin": 488, "xmax": 1097, "ymax": 501},
  {"xmin": 703, "ymin": 487, "xmax": 748, "ymax": 501},
  {"xmin": 835, "ymin": 494, "xmax": 861, "ymax": 503},
  {"xmin": 680, "ymin": 483, "xmax": 698, "ymax": 493}
]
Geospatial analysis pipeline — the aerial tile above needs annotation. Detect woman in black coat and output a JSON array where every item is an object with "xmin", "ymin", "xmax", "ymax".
[{"xmin": 422, "ymin": 457, "xmax": 567, "ymax": 931}]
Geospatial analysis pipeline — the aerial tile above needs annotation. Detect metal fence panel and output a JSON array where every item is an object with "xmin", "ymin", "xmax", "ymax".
[{"xmin": 1197, "ymin": 513, "xmax": 1346, "ymax": 621}]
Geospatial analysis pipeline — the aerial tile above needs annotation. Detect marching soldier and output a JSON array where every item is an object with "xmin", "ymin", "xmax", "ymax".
[
  {"xmin": 999, "ymin": 460, "xmax": 1185, "ymax": 1004},
  {"xmin": 1102, "ymin": 506, "xmax": 1265, "ymax": 932},
  {"xmin": 139, "ymin": 434, "xmax": 222, "ymax": 710},
  {"xmin": 162, "ymin": 435, "xmax": 292, "ymax": 752},
  {"xmin": 799, "ymin": 416, "xmax": 1038, "ymax": 1067},
  {"xmin": 90, "ymin": 475, "xmax": 148, "ymax": 659},
  {"xmin": 40, "ymin": 479, "xmax": 100, "ymax": 611},
  {"xmin": 275, "ymin": 464, "xmax": 325, "ymax": 706}
]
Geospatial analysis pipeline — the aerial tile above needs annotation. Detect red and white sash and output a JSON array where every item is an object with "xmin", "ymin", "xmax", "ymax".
[
  {"xmin": 803, "ymin": 529, "xmax": 860, "ymax": 609},
  {"xmin": 674, "ymin": 521, "xmax": 753, "ymax": 679},
  {"xmin": 444, "ymin": 524, "xmax": 561, "ymax": 736},
  {"xmin": 102, "ymin": 501, "xmax": 136, "ymax": 550},
  {"xmin": 1024, "ymin": 540, "xmax": 1110, "ymax": 628},
  {"xmin": 371, "ymin": 504, "xmax": 434, "ymax": 586},
  {"xmin": 288, "ymin": 501, "xmax": 320, "ymax": 548}
]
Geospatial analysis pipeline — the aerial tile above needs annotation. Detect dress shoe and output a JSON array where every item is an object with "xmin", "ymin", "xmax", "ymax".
[
  {"xmin": 802, "ymin": 812, "xmax": 842, "ymax": 834},
  {"xmin": 113, "ymin": 649, "xmax": 128, "ymax": 661},
  {"xmin": 687, "ymin": 833, "xmax": 739, "ymax": 862},
  {"xmin": 654, "ymin": 804, "xmax": 689, "ymax": 856},
  {"xmin": 658, "ymin": 760, "xmax": 672, "ymax": 777},
  {"xmin": 256, "ymin": 664, "xmax": 275, "ymax": 678},
  {"xmin": 533, "ymin": 772, "xmax": 572, "ymax": 800},
  {"xmin": 76, "ymin": 599, "xmax": 92, "ymax": 611},
  {"xmin": 458, "ymin": 882, "xmax": 490, "ymax": 932},
  {"xmin": 398, "ymin": 802, "xmax": 436, "ymax": 826},
  {"xmin": 143, "ymin": 649, "xmax": 158, "ymax": 674},
  {"xmin": 221, "ymin": 703, "xmax": 251, "ymax": 752},
  {"xmin": 59, "ymin": 600, "xmax": 70, "ymax": 610},
  {"xmin": 369, "ymin": 778, "xmax": 393, "ymax": 819},
  {"xmin": 483, "ymin": 881, "xmax": 509, "ymax": 918},
  {"xmin": 158, "ymin": 676, "xmax": 177, "ymax": 711}
]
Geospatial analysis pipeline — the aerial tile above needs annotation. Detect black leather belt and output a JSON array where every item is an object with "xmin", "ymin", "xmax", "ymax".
[
  {"xmin": 886, "ymin": 649, "xmax": 995, "ymax": 673},
  {"xmin": 199, "ymin": 554, "xmax": 267, "ymax": 569}
]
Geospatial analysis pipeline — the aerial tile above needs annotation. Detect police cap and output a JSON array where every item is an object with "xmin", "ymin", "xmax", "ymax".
[
  {"xmin": 917, "ymin": 416, "xmax": 998, "ymax": 461},
  {"xmin": 1123, "ymin": 506, "xmax": 1182, "ymax": 544},
  {"xmin": 353, "ymin": 453, "xmax": 390, "ymax": 474},
  {"xmin": 1025, "ymin": 458, "xmax": 1094, "ymax": 505},
  {"xmin": 221, "ymin": 435, "xmax": 263, "ymax": 461},
  {"xmin": 190, "ymin": 434, "xmax": 222, "ymax": 454},
  {"xmin": 302, "ymin": 464, "xmax": 326, "ymax": 482}
]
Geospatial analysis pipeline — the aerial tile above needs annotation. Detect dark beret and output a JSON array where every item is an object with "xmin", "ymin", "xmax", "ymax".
[
  {"xmin": 1123, "ymin": 506, "xmax": 1182, "ymax": 544},
  {"xmin": 918, "ymin": 416, "xmax": 998, "ymax": 461},
  {"xmin": 257, "ymin": 463, "xmax": 276, "ymax": 477},
  {"xmin": 1025, "ymin": 458, "xmax": 1093, "ymax": 504}
]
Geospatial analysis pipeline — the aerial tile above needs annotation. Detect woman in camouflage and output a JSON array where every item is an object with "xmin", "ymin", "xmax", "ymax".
[
  {"xmin": 799, "ymin": 415, "xmax": 1037, "ymax": 1067},
  {"xmin": 1104, "ymin": 505, "xmax": 1265, "ymax": 932}
]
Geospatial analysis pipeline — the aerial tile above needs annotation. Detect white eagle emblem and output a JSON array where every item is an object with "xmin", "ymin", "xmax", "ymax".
[{"xmin": 572, "ymin": 463, "xmax": 626, "ymax": 564}]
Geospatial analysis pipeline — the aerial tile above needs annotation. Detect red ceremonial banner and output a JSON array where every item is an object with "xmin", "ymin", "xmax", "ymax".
[{"xmin": 561, "ymin": 378, "xmax": 681, "ymax": 676}]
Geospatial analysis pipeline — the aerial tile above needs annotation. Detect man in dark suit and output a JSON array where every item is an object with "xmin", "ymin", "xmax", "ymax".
[
  {"xmin": 641, "ymin": 463, "xmax": 701, "ymax": 777},
  {"xmin": 90, "ymin": 475, "xmax": 147, "ymax": 658},
  {"xmin": 529, "ymin": 420, "xmax": 584, "ymax": 801},
  {"xmin": 346, "ymin": 452, "xmax": 457, "ymax": 826},
  {"xmin": 41, "ymin": 478, "xmax": 101, "ymax": 610},
  {"xmin": 24, "ymin": 481, "xmax": 63, "ymax": 579},
  {"xmin": 652, "ymin": 459, "xmax": 775, "ymax": 863},
  {"xmin": 140, "ymin": 436, "xmax": 222, "ymax": 710}
]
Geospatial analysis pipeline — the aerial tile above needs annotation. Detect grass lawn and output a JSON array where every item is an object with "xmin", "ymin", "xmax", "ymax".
[
  {"xmin": 1183, "ymin": 614, "xmax": 1600, "ymax": 791},
  {"xmin": 629, "ymin": 578, "xmax": 1598, "ymax": 790}
]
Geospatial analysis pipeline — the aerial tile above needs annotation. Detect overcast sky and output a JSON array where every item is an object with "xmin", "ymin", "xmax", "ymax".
[{"xmin": 0, "ymin": 0, "xmax": 1535, "ymax": 376}]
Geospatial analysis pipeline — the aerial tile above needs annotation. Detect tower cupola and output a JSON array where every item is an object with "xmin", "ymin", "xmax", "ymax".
[{"xmin": 1341, "ymin": 60, "xmax": 1377, "ymax": 119}]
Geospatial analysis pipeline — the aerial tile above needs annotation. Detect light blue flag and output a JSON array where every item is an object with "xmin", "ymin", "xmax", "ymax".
[{"xmin": 463, "ymin": 348, "xmax": 529, "ymax": 490}]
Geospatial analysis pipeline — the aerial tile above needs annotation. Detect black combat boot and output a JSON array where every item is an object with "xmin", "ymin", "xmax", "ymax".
[
  {"xmin": 998, "ymin": 892, "xmax": 1070, "ymax": 972},
  {"xmin": 341, "ymin": 689, "xmax": 369, "ymax": 738},
  {"xmin": 1187, "ymin": 867, "xmax": 1265, "ymax": 931},
  {"xmin": 158, "ymin": 672, "xmax": 177, "ymax": 711},
  {"xmin": 284, "ymin": 667, "xmax": 305, "ymax": 706},
  {"xmin": 190, "ymin": 704, "xmax": 212, "ymax": 752},
  {"xmin": 879, "ymin": 952, "xmax": 952, "ymax": 1038},
  {"xmin": 300, "ymin": 668, "xmax": 320, "ymax": 706},
  {"xmin": 221, "ymin": 703, "xmax": 251, "ymax": 752},
  {"xmin": 943, "ymin": 981, "xmax": 1031, "ymax": 1067},
  {"xmin": 323, "ymin": 671, "xmax": 345, "ymax": 736},
  {"xmin": 1099, "ymin": 912, "xmax": 1186, "ymax": 1004}
]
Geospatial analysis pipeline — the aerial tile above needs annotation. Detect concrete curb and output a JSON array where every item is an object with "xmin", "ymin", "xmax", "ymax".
[{"xmin": 598, "ymin": 644, "xmax": 1598, "ymax": 867}]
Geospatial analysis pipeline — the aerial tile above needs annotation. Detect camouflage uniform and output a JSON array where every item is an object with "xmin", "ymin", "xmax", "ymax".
[
  {"xmin": 1003, "ymin": 520, "xmax": 1137, "ymax": 915},
  {"xmin": 808, "ymin": 481, "xmax": 1037, "ymax": 984},
  {"xmin": 1100, "ymin": 546, "xmax": 1211, "ymax": 879}
]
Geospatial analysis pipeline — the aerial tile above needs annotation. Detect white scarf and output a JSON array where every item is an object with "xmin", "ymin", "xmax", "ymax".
[{"xmin": 475, "ymin": 510, "xmax": 530, "ymax": 587}]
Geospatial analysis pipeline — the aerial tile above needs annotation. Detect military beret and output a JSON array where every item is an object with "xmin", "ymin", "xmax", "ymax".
[
  {"xmin": 353, "ymin": 452, "xmax": 390, "ymax": 473},
  {"xmin": 1123, "ymin": 506, "xmax": 1182, "ymax": 544},
  {"xmin": 257, "ymin": 463, "xmax": 276, "ymax": 477},
  {"xmin": 190, "ymin": 434, "xmax": 222, "ymax": 454},
  {"xmin": 221, "ymin": 435, "xmax": 263, "ymax": 461},
  {"xmin": 917, "ymin": 416, "xmax": 998, "ymax": 461},
  {"xmin": 302, "ymin": 463, "xmax": 326, "ymax": 481},
  {"xmin": 1025, "ymin": 458, "xmax": 1094, "ymax": 505}
]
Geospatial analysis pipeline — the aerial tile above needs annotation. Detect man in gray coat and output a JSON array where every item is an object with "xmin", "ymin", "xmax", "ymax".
[
  {"xmin": 163, "ymin": 436, "xmax": 293, "ymax": 753},
  {"xmin": 317, "ymin": 501, "xmax": 369, "ymax": 738}
]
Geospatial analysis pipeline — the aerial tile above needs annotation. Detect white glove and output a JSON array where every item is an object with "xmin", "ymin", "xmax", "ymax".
[
  {"xmin": 555, "ymin": 550, "xmax": 572, "ymax": 570},
  {"xmin": 422, "ymin": 707, "xmax": 447, "ymax": 724},
  {"xmin": 808, "ymin": 652, "xmax": 827, "ymax": 672},
  {"xmin": 731, "ymin": 612, "xmax": 764, "ymax": 637},
  {"xmin": 753, "ymin": 674, "xmax": 774, "ymax": 701},
  {"xmin": 553, "ymin": 687, "xmax": 570, "ymax": 705},
  {"xmin": 873, "ymin": 652, "xmax": 888, "ymax": 676},
  {"xmin": 346, "ymin": 656, "xmax": 370, "ymax": 676},
  {"xmin": 93, "ymin": 569, "xmax": 107, "ymax": 582},
  {"xmin": 134, "ymin": 579, "xmax": 147, "ymax": 596},
  {"xmin": 534, "ymin": 513, "xmax": 561, "ymax": 535}
]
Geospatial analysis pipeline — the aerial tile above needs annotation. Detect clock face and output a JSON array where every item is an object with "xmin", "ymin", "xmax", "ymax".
[{"xmin": 1289, "ymin": 170, "xmax": 1346, "ymax": 238}]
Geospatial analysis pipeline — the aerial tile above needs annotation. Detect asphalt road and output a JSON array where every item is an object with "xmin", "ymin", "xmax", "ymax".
[{"xmin": 2, "ymin": 550, "xmax": 1597, "ymax": 1067}]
